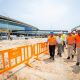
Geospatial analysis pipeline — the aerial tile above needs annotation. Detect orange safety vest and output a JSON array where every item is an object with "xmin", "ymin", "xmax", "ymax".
[
  {"xmin": 67, "ymin": 35, "xmax": 75, "ymax": 45},
  {"xmin": 76, "ymin": 35, "xmax": 80, "ymax": 48},
  {"xmin": 48, "ymin": 36, "xmax": 56, "ymax": 45}
]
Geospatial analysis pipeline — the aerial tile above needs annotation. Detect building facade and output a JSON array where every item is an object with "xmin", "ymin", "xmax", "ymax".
[{"xmin": 0, "ymin": 15, "xmax": 38, "ymax": 31}]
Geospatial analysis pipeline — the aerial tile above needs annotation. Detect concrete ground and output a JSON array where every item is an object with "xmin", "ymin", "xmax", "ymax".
[{"xmin": 0, "ymin": 39, "xmax": 80, "ymax": 80}]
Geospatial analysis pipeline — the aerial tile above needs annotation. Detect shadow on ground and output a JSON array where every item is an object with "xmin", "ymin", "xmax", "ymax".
[
  {"xmin": 71, "ymin": 65, "xmax": 80, "ymax": 74},
  {"xmin": 43, "ymin": 58, "xmax": 54, "ymax": 64},
  {"xmin": 63, "ymin": 58, "xmax": 76, "ymax": 63}
]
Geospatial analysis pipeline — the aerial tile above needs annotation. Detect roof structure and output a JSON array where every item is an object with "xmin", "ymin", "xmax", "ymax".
[
  {"xmin": 71, "ymin": 25, "xmax": 80, "ymax": 31},
  {"xmin": 0, "ymin": 15, "xmax": 38, "ymax": 30}
]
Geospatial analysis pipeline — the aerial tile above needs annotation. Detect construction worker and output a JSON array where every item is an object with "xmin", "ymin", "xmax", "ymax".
[
  {"xmin": 66, "ymin": 32, "xmax": 75, "ymax": 59},
  {"xmin": 56, "ymin": 32, "xmax": 63, "ymax": 57},
  {"xmin": 47, "ymin": 32, "xmax": 56, "ymax": 60},
  {"xmin": 75, "ymin": 30, "xmax": 80, "ymax": 66}
]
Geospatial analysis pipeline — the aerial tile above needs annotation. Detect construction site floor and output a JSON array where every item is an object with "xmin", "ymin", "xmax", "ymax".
[
  {"xmin": 1, "ymin": 49, "xmax": 80, "ymax": 80},
  {"xmin": 0, "ymin": 39, "xmax": 80, "ymax": 80}
]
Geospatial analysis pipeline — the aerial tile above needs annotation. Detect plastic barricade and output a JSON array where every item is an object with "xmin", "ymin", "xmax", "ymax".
[
  {"xmin": 0, "ymin": 42, "xmax": 48, "ymax": 74},
  {"xmin": 33, "ymin": 42, "xmax": 49, "ymax": 60},
  {"xmin": 0, "ymin": 45, "xmax": 33, "ymax": 74},
  {"xmin": 40, "ymin": 42, "xmax": 49, "ymax": 54}
]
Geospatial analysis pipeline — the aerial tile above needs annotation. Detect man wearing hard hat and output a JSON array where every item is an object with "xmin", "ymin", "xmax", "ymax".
[
  {"xmin": 66, "ymin": 32, "xmax": 75, "ymax": 59},
  {"xmin": 47, "ymin": 32, "xmax": 56, "ymax": 60},
  {"xmin": 75, "ymin": 30, "xmax": 80, "ymax": 66},
  {"xmin": 56, "ymin": 32, "xmax": 63, "ymax": 57}
]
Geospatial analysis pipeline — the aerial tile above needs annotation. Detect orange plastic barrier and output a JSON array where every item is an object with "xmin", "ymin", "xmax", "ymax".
[
  {"xmin": 0, "ymin": 42, "xmax": 48, "ymax": 74},
  {"xmin": 33, "ymin": 42, "xmax": 48, "ymax": 60},
  {"xmin": 40, "ymin": 42, "xmax": 48, "ymax": 54}
]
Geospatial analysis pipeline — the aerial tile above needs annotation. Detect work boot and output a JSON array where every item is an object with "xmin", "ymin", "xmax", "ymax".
[
  {"xmin": 53, "ymin": 57, "xmax": 55, "ymax": 60},
  {"xmin": 57, "ymin": 53, "xmax": 59, "ymax": 55},
  {"xmin": 67, "ymin": 56, "xmax": 70, "ymax": 59},
  {"xmin": 49, "ymin": 56, "xmax": 52, "ymax": 59},
  {"xmin": 72, "ymin": 55, "xmax": 74, "ymax": 59},
  {"xmin": 76, "ymin": 62, "xmax": 79, "ymax": 66}
]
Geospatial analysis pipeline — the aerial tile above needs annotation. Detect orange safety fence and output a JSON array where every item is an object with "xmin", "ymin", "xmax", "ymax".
[
  {"xmin": 0, "ymin": 42, "xmax": 48, "ymax": 74},
  {"xmin": 32, "ymin": 42, "xmax": 48, "ymax": 60},
  {"xmin": 40, "ymin": 42, "xmax": 48, "ymax": 54}
]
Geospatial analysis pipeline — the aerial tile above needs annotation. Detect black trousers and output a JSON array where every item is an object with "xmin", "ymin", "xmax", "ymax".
[
  {"xmin": 49, "ymin": 45, "xmax": 55, "ymax": 57},
  {"xmin": 74, "ymin": 43, "xmax": 76, "ymax": 53}
]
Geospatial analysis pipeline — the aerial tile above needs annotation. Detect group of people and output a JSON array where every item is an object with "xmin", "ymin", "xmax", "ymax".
[{"xmin": 47, "ymin": 30, "xmax": 80, "ymax": 66}]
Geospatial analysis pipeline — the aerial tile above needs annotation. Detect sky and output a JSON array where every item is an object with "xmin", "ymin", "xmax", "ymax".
[{"xmin": 0, "ymin": 0, "xmax": 80, "ymax": 31}]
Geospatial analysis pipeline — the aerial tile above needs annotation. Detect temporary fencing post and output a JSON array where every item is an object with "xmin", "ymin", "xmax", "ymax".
[
  {"xmin": 25, "ymin": 45, "xmax": 33, "ymax": 67},
  {"xmin": 43, "ymin": 42, "xmax": 49, "ymax": 54},
  {"xmin": 34, "ymin": 43, "xmax": 41, "ymax": 61}
]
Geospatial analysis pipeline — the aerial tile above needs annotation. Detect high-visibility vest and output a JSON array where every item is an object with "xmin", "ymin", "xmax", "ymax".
[
  {"xmin": 62, "ymin": 34, "xmax": 65, "ymax": 41},
  {"xmin": 76, "ymin": 35, "xmax": 80, "ymax": 48},
  {"xmin": 67, "ymin": 35, "xmax": 75, "ymax": 45},
  {"xmin": 48, "ymin": 36, "xmax": 56, "ymax": 45},
  {"xmin": 72, "ymin": 34, "xmax": 76, "ymax": 38}
]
